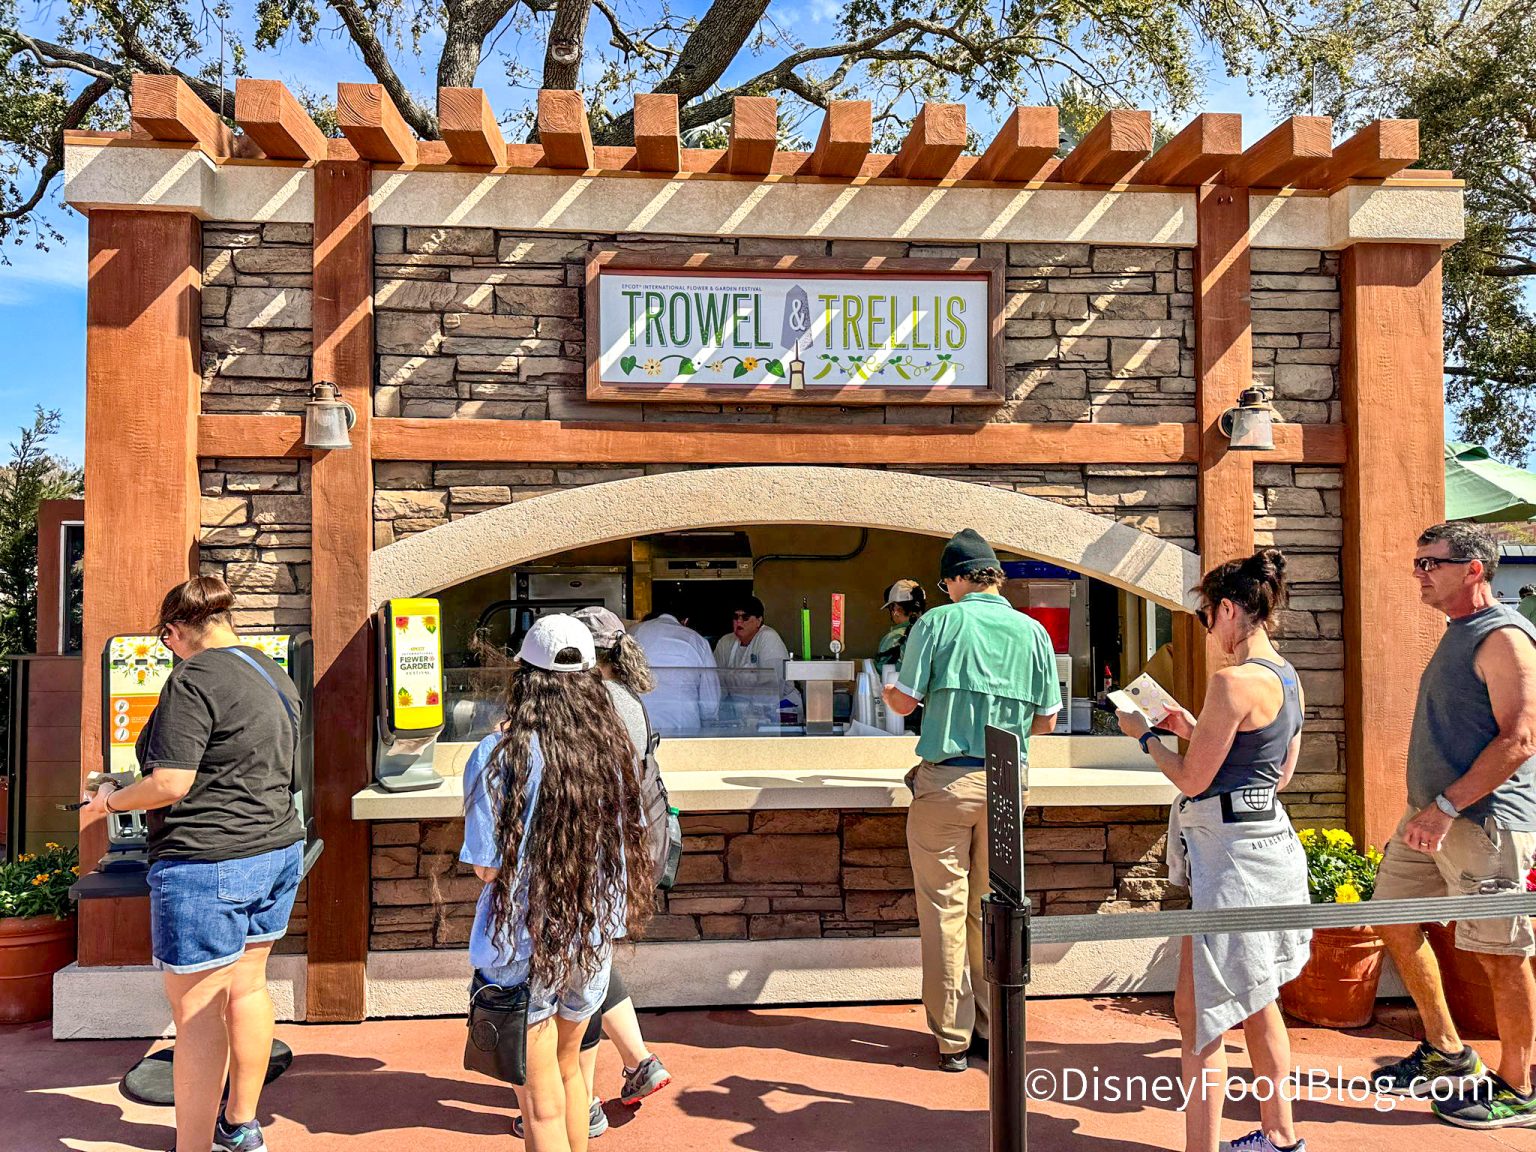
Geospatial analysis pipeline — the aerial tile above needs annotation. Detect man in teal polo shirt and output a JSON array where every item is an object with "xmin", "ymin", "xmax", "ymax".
[{"xmin": 883, "ymin": 528, "xmax": 1062, "ymax": 1072}]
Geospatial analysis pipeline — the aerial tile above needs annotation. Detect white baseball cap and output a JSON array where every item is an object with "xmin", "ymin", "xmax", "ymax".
[
  {"xmin": 517, "ymin": 614, "xmax": 597, "ymax": 673},
  {"xmin": 882, "ymin": 579, "xmax": 921, "ymax": 609}
]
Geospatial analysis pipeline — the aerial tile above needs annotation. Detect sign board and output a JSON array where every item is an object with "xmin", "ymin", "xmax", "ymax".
[
  {"xmin": 985, "ymin": 725, "xmax": 1026, "ymax": 906},
  {"xmin": 383, "ymin": 597, "xmax": 444, "ymax": 735},
  {"xmin": 586, "ymin": 253, "xmax": 1004, "ymax": 405},
  {"xmin": 104, "ymin": 635, "xmax": 175, "ymax": 775}
]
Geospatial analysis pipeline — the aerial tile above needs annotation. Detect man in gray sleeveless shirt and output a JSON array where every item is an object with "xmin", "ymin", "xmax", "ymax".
[{"xmin": 1371, "ymin": 521, "xmax": 1536, "ymax": 1130}]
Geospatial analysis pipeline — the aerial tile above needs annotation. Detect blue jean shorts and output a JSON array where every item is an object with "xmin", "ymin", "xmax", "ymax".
[
  {"xmin": 477, "ymin": 945, "xmax": 612, "ymax": 1026},
  {"xmin": 148, "ymin": 841, "xmax": 303, "ymax": 975}
]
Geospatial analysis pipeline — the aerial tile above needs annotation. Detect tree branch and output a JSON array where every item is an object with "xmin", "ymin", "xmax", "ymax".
[
  {"xmin": 541, "ymin": 0, "xmax": 593, "ymax": 90},
  {"xmin": 1446, "ymin": 365, "xmax": 1536, "ymax": 385},
  {"xmin": 325, "ymin": 0, "xmax": 438, "ymax": 137},
  {"xmin": 0, "ymin": 76, "xmax": 112, "ymax": 227}
]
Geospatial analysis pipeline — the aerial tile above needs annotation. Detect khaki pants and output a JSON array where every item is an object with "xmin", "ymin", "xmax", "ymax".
[{"xmin": 906, "ymin": 760, "xmax": 991, "ymax": 1054}]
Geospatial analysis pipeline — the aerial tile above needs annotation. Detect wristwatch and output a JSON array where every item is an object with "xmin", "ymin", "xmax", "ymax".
[
  {"xmin": 1138, "ymin": 731, "xmax": 1159, "ymax": 755},
  {"xmin": 1434, "ymin": 793, "xmax": 1460, "ymax": 819}
]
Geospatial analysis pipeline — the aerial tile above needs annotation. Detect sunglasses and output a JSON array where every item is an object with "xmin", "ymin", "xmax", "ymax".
[
  {"xmin": 1195, "ymin": 606, "xmax": 1212, "ymax": 632},
  {"xmin": 731, "ymin": 612, "xmax": 753, "ymax": 621},
  {"xmin": 1412, "ymin": 556, "xmax": 1473, "ymax": 573}
]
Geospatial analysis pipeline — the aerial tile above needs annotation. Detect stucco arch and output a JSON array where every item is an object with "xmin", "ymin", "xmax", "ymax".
[{"xmin": 369, "ymin": 466, "xmax": 1202, "ymax": 612}]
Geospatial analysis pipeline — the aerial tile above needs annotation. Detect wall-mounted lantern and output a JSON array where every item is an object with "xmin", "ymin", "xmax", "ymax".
[
  {"xmin": 304, "ymin": 381, "xmax": 357, "ymax": 450},
  {"xmin": 1219, "ymin": 385, "xmax": 1276, "ymax": 452}
]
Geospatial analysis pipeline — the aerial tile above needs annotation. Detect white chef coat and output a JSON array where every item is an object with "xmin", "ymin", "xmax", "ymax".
[
  {"xmin": 631, "ymin": 614, "xmax": 721, "ymax": 736},
  {"xmin": 714, "ymin": 625, "xmax": 790, "ymax": 715}
]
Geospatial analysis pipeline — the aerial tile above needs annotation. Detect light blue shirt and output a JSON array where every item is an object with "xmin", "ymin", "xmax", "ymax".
[{"xmin": 459, "ymin": 732, "xmax": 627, "ymax": 972}]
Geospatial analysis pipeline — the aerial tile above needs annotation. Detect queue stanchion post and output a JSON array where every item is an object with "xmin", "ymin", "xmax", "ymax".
[{"xmin": 984, "ymin": 726, "xmax": 1028, "ymax": 1152}]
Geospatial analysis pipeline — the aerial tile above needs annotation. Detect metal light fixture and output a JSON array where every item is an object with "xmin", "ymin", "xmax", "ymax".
[
  {"xmin": 1219, "ymin": 384, "xmax": 1276, "ymax": 452},
  {"xmin": 304, "ymin": 380, "xmax": 357, "ymax": 450}
]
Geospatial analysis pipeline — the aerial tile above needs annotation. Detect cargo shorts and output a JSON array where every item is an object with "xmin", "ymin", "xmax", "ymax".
[{"xmin": 1373, "ymin": 805, "xmax": 1536, "ymax": 956}]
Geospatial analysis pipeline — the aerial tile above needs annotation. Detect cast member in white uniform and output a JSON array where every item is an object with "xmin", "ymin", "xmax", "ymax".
[
  {"xmin": 713, "ymin": 595, "xmax": 790, "ymax": 720},
  {"xmin": 631, "ymin": 595, "xmax": 720, "ymax": 736}
]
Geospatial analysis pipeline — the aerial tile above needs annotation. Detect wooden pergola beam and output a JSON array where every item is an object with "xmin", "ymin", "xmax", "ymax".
[
  {"xmin": 1136, "ymin": 113, "xmax": 1242, "ymax": 187},
  {"xmin": 969, "ymin": 107, "xmax": 1059, "ymax": 183},
  {"xmin": 1223, "ymin": 115, "xmax": 1332, "ymax": 189},
  {"xmin": 809, "ymin": 100, "xmax": 872, "ymax": 178},
  {"xmin": 890, "ymin": 103, "xmax": 966, "ymax": 180},
  {"xmin": 1299, "ymin": 119, "xmax": 1419, "ymax": 189},
  {"xmin": 129, "ymin": 74, "xmax": 234, "ymax": 157},
  {"xmin": 336, "ymin": 83, "xmax": 417, "ymax": 165},
  {"xmin": 633, "ymin": 93, "xmax": 681, "ymax": 173},
  {"xmin": 235, "ymin": 79, "xmax": 328, "ymax": 162},
  {"xmin": 1052, "ymin": 109, "xmax": 1152, "ymax": 185},
  {"xmin": 537, "ymin": 89, "xmax": 595, "ymax": 170},
  {"xmin": 437, "ymin": 87, "xmax": 506, "ymax": 167},
  {"xmin": 726, "ymin": 96, "xmax": 778, "ymax": 176}
]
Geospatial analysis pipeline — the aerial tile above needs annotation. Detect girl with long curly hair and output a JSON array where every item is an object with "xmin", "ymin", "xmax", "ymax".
[{"xmin": 460, "ymin": 614, "xmax": 653, "ymax": 1152}]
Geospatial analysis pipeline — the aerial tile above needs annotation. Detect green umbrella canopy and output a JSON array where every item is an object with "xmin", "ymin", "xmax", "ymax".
[{"xmin": 1446, "ymin": 441, "xmax": 1536, "ymax": 522}]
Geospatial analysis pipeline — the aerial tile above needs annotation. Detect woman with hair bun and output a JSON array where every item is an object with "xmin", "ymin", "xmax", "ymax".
[
  {"xmin": 84, "ymin": 575, "xmax": 304, "ymax": 1152},
  {"xmin": 1117, "ymin": 548, "xmax": 1312, "ymax": 1152}
]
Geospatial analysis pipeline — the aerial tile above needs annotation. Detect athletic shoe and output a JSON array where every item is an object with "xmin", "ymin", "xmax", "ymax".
[
  {"xmin": 1219, "ymin": 1131, "xmax": 1306, "ymax": 1152},
  {"xmin": 968, "ymin": 1033, "xmax": 990, "ymax": 1060},
  {"xmin": 1434, "ymin": 1071, "xmax": 1536, "ymax": 1129},
  {"xmin": 512, "ymin": 1099, "xmax": 608, "ymax": 1140},
  {"xmin": 619, "ymin": 1055, "xmax": 672, "ymax": 1105},
  {"xmin": 212, "ymin": 1115, "xmax": 265, "ymax": 1150},
  {"xmin": 1372, "ymin": 1039, "xmax": 1485, "ymax": 1097},
  {"xmin": 938, "ymin": 1051, "xmax": 968, "ymax": 1073}
]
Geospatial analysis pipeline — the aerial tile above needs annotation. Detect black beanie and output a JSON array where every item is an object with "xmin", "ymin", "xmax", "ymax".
[{"xmin": 940, "ymin": 528, "xmax": 999, "ymax": 580}]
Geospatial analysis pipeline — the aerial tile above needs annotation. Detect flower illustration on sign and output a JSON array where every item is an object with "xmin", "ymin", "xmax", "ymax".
[{"xmin": 620, "ymin": 354, "xmax": 698, "ymax": 377}]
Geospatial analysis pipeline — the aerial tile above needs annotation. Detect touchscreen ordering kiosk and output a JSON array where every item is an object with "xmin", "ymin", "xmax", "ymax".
[
  {"xmin": 96, "ymin": 632, "xmax": 316, "ymax": 873},
  {"xmin": 375, "ymin": 598, "xmax": 446, "ymax": 792}
]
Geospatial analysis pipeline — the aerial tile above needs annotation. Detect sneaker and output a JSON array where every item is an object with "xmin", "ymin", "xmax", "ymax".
[
  {"xmin": 512, "ymin": 1100, "xmax": 609, "ymax": 1140},
  {"xmin": 938, "ymin": 1051, "xmax": 968, "ymax": 1073},
  {"xmin": 213, "ymin": 1116, "xmax": 265, "ymax": 1150},
  {"xmin": 619, "ymin": 1055, "xmax": 672, "ymax": 1105},
  {"xmin": 1434, "ymin": 1071, "xmax": 1536, "ymax": 1129},
  {"xmin": 968, "ymin": 1033, "xmax": 990, "ymax": 1060},
  {"xmin": 1219, "ymin": 1131, "xmax": 1306, "ymax": 1152},
  {"xmin": 1372, "ymin": 1039, "xmax": 1485, "ymax": 1097}
]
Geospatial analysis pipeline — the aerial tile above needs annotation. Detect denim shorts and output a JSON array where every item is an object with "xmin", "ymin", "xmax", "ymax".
[
  {"xmin": 477, "ymin": 944, "xmax": 612, "ymax": 1027},
  {"xmin": 148, "ymin": 841, "xmax": 303, "ymax": 974}
]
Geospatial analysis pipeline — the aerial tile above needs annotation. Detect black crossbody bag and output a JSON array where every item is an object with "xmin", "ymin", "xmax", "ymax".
[{"xmin": 464, "ymin": 972, "xmax": 530, "ymax": 1084}]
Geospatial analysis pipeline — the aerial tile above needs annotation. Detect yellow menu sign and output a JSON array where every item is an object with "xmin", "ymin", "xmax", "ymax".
[
  {"xmin": 386, "ymin": 598, "xmax": 444, "ymax": 733},
  {"xmin": 104, "ymin": 635, "xmax": 175, "ymax": 775}
]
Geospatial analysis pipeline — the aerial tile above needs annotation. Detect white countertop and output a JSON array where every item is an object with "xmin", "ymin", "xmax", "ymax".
[{"xmin": 351, "ymin": 734, "xmax": 1179, "ymax": 819}]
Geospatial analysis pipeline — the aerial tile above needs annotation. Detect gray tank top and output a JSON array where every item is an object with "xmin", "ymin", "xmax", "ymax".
[
  {"xmin": 1408, "ymin": 604, "xmax": 1536, "ymax": 830},
  {"xmin": 1194, "ymin": 657, "xmax": 1303, "ymax": 800}
]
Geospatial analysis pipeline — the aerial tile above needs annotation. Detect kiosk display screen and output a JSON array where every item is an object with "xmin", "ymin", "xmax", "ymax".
[
  {"xmin": 384, "ymin": 598, "xmax": 444, "ymax": 735},
  {"xmin": 104, "ymin": 635, "xmax": 175, "ymax": 775}
]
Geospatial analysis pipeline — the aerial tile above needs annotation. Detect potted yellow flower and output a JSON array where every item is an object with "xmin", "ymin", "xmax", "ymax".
[
  {"xmin": 1278, "ymin": 827, "xmax": 1386, "ymax": 1028},
  {"xmin": 0, "ymin": 843, "xmax": 79, "ymax": 1023}
]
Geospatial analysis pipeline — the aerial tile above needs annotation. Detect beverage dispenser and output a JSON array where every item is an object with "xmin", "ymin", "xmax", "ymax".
[
  {"xmin": 1001, "ymin": 561, "xmax": 1085, "ymax": 733},
  {"xmin": 376, "ymin": 597, "xmax": 446, "ymax": 791}
]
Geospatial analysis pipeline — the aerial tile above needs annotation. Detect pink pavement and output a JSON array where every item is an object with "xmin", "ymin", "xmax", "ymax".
[{"xmin": 5, "ymin": 998, "xmax": 1536, "ymax": 1151}]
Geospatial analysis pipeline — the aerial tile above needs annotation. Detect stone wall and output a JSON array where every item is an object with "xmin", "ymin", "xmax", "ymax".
[
  {"xmin": 199, "ymin": 458, "xmax": 313, "ymax": 630},
  {"xmin": 1251, "ymin": 250, "xmax": 1341, "ymax": 424},
  {"xmin": 368, "ymin": 804, "xmax": 1183, "ymax": 950},
  {"xmin": 201, "ymin": 223, "xmax": 314, "ymax": 415},
  {"xmin": 374, "ymin": 229, "xmax": 1201, "ymax": 426}
]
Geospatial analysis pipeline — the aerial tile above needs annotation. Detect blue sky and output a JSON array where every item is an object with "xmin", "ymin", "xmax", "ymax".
[{"xmin": 0, "ymin": 5, "xmax": 1331, "ymax": 467}]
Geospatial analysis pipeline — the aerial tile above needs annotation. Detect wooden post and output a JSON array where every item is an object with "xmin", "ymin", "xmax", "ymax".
[
  {"xmin": 305, "ymin": 160, "xmax": 375, "ymax": 1021},
  {"xmin": 80, "ymin": 211, "xmax": 202, "ymax": 965},
  {"xmin": 1189, "ymin": 185, "xmax": 1255, "ymax": 704},
  {"xmin": 1341, "ymin": 244, "xmax": 1446, "ymax": 850}
]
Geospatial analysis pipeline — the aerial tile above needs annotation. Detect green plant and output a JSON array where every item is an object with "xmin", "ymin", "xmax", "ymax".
[
  {"xmin": 1297, "ymin": 827, "xmax": 1380, "ymax": 904},
  {"xmin": 0, "ymin": 842, "xmax": 78, "ymax": 920}
]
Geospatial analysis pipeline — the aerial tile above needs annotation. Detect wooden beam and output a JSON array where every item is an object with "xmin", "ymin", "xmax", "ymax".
[
  {"xmin": 1053, "ymin": 109, "xmax": 1152, "ymax": 185},
  {"xmin": 890, "ymin": 103, "xmax": 966, "ymax": 180},
  {"xmin": 969, "ymin": 107, "xmax": 1059, "ymax": 183},
  {"xmin": 80, "ymin": 211, "xmax": 201, "ymax": 965},
  {"xmin": 437, "ymin": 87, "xmax": 507, "ymax": 167},
  {"xmin": 130, "ymin": 74, "xmax": 234, "ymax": 157},
  {"xmin": 306, "ymin": 160, "xmax": 374, "ymax": 1022},
  {"xmin": 633, "ymin": 93, "xmax": 681, "ymax": 173},
  {"xmin": 35, "ymin": 498, "xmax": 84, "ymax": 656},
  {"xmin": 810, "ymin": 101, "xmax": 872, "ymax": 178},
  {"xmin": 336, "ymin": 82, "xmax": 417, "ymax": 165},
  {"xmin": 1193, "ymin": 183, "xmax": 1256, "ymax": 702},
  {"xmin": 235, "ymin": 79, "xmax": 329, "ymax": 162},
  {"xmin": 1136, "ymin": 113, "xmax": 1242, "ymax": 187},
  {"xmin": 1341, "ymin": 243, "xmax": 1446, "ymax": 852},
  {"xmin": 1223, "ymin": 116, "xmax": 1332, "ymax": 189},
  {"xmin": 537, "ymin": 89, "xmax": 594, "ymax": 170},
  {"xmin": 726, "ymin": 96, "xmax": 778, "ymax": 176},
  {"xmin": 1299, "ymin": 120, "xmax": 1419, "ymax": 189}
]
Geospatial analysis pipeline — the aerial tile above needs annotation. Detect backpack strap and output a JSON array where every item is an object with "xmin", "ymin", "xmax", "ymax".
[{"xmin": 228, "ymin": 646, "xmax": 301, "ymax": 794}]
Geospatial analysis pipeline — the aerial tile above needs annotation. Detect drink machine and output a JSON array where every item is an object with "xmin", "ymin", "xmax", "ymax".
[
  {"xmin": 376, "ymin": 597, "xmax": 446, "ymax": 792},
  {"xmin": 1001, "ymin": 561, "xmax": 1086, "ymax": 733},
  {"xmin": 98, "ymin": 632, "xmax": 315, "ymax": 873}
]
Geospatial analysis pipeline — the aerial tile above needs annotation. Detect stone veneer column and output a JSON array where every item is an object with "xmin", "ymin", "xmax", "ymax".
[{"xmin": 1341, "ymin": 244, "xmax": 1446, "ymax": 850}]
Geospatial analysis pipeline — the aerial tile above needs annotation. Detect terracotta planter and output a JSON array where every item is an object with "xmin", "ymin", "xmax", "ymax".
[
  {"xmin": 0, "ymin": 915, "xmax": 77, "ymax": 1024},
  {"xmin": 1280, "ymin": 923, "xmax": 1386, "ymax": 1028}
]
